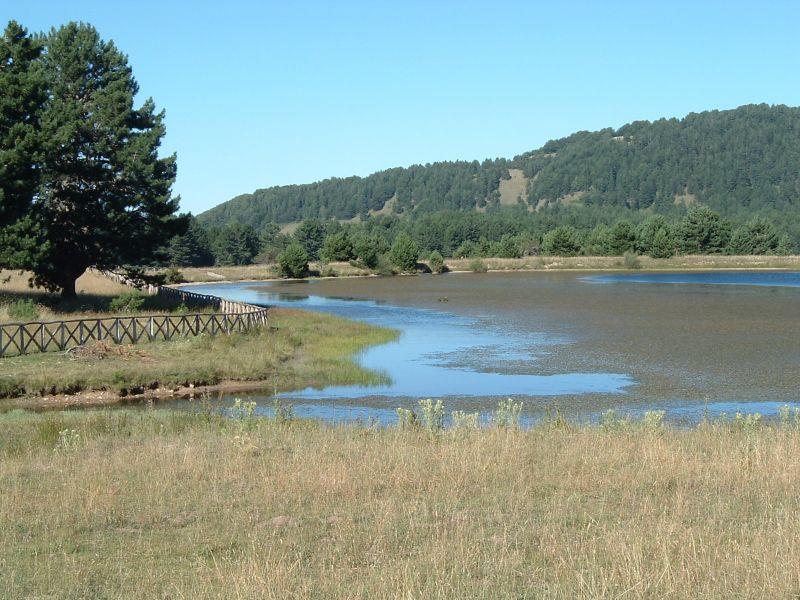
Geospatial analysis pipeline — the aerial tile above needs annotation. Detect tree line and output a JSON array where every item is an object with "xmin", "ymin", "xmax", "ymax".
[
  {"xmin": 169, "ymin": 205, "xmax": 792, "ymax": 276},
  {"xmin": 0, "ymin": 21, "xmax": 184, "ymax": 297}
]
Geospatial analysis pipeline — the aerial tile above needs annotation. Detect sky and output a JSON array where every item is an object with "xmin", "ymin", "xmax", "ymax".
[{"xmin": 5, "ymin": 1, "xmax": 800, "ymax": 215}]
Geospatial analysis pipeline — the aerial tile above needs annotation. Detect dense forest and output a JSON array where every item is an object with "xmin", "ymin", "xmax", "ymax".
[
  {"xmin": 176, "ymin": 103, "xmax": 800, "ymax": 273},
  {"xmin": 198, "ymin": 104, "xmax": 800, "ymax": 237}
]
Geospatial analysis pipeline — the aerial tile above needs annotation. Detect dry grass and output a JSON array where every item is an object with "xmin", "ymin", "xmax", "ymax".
[
  {"xmin": 446, "ymin": 254, "xmax": 800, "ymax": 272},
  {"xmin": 178, "ymin": 264, "xmax": 280, "ymax": 283},
  {"xmin": 1, "ymin": 411, "xmax": 799, "ymax": 598},
  {"xmin": 498, "ymin": 168, "xmax": 529, "ymax": 206},
  {"xmin": 179, "ymin": 261, "xmax": 373, "ymax": 283},
  {"xmin": 0, "ymin": 269, "xmax": 131, "ymax": 297},
  {"xmin": 0, "ymin": 269, "xmax": 178, "ymax": 324}
]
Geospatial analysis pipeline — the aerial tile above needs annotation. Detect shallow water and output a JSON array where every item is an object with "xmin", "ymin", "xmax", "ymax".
[{"xmin": 181, "ymin": 271, "xmax": 800, "ymax": 424}]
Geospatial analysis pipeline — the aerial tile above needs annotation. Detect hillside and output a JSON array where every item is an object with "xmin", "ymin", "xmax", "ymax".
[{"xmin": 197, "ymin": 104, "xmax": 800, "ymax": 231}]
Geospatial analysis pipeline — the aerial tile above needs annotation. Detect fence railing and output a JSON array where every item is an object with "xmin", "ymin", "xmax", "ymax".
[{"xmin": 0, "ymin": 281, "xmax": 269, "ymax": 358}]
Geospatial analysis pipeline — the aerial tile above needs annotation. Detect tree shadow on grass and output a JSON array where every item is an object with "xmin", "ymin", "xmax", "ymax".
[{"xmin": 0, "ymin": 288, "xmax": 183, "ymax": 319}]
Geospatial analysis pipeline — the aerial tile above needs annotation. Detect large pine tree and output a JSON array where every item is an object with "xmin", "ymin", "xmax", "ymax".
[{"xmin": 0, "ymin": 21, "xmax": 186, "ymax": 297}]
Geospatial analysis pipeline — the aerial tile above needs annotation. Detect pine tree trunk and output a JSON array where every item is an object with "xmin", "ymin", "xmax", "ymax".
[{"xmin": 60, "ymin": 277, "xmax": 77, "ymax": 299}]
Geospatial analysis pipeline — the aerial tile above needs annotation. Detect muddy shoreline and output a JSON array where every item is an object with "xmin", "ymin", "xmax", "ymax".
[{"xmin": 4, "ymin": 379, "xmax": 275, "ymax": 411}]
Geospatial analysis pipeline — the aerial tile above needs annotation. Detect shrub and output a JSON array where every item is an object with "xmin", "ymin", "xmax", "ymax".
[
  {"xmin": 418, "ymin": 399, "xmax": 445, "ymax": 432},
  {"xmin": 492, "ymin": 398, "xmax": 523, "ymax": 428},
  {"xmin": 352, "ymin": 234, "xmax": 385, "ymax": 269},
  {"xmin": 599, "ymin": 409, "xmax": 631, "ymax": 432},
  {"xmin": 623, "ymin": 251, "xmax": 641, "ymax": 269},
  {"xmin": 469, "ymin": 258, "xmax": 488, "ymax": 273},
  {"xmin": 162, "ymin": 267, "xmax": 186, "ymax": 284},
  {"xmin": 109, "ymin": 291, "xmax": 146, "ymax": 313},
  {"xmin": 7, "ymin": 299, "xmax": 40, "ymax": 321},
  {"xmin": 277, "ymin": 243, "xmax": 309, "ymax": 278},
  {"xmin": 428, "ymin": 251, "xmax": 445, "ymax": 274},
  {"xmin": 779, "ymin": 404, "xmax": 800, "ymax": 429},
  {"xmin": 375, "ymin": 254, "xmax": 396, "ymax": 276},
  {"xmin": 389, "ymin": 233, "xmax": 419, "ymax": 272},
  {"xmin": 541, "ymin": 226, "xmax": 582, "ymax": 256},
  {"xmin": 643, "ymin": 410, "xmax": 665, "ymax": 432},
  {"xmin": 396, "ymin": 407, "xmax": 417, "ymax": 429},
  {"xmin": 272, "ymin": 398, "xmax": 294, "ymax": 424}
]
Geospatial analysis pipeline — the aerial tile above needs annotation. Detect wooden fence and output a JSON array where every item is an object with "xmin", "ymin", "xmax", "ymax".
[{"xmin": 0, "ymin": 284, "xmax": 269, "ymax": 358}]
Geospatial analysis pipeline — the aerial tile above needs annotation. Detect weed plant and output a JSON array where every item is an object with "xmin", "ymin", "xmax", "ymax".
[
  {"xmin": 6, "ymin": 299, "xmax": 40, "ymax": 321},
  {"xmin": 492, "ymin": 398, "xmax": 523, "ymax": 428},
  {"xmin": 417, "ymin": 398, "xmax": 444, "ymax": 432}
]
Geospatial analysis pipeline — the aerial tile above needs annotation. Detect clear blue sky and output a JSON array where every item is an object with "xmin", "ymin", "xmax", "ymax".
[{"xmin": 6, "ymin": 1, "xmax": 800, "ymax": 215}]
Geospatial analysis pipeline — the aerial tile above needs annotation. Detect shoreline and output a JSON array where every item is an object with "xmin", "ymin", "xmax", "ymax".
[
  {"xmin": 175, "ymin": 255, "xmax": 800, "ymax": 285},
  {"xmin": 4, "ymin": 379, "xmax": 275, "ymax": 411}
]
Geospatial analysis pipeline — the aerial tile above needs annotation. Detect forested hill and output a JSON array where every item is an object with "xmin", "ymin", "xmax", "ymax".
[{"xmin": 197, "ymin": 104, "xmax": 800, "ymax": 230}]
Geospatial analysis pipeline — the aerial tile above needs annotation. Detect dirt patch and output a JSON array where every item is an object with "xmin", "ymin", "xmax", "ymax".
[{"xmin": 67, "ymin": 340, "xmax": 150, "ymax": 361}]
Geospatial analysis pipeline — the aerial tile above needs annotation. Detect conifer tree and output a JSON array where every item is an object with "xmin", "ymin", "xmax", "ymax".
[
  {"xmin": 1, "ymin": 21, "xmax": 186, "ymax": 297},
  {"xmin": 0, "ymin": 21, "xmax": 48, "ymax": 269}
]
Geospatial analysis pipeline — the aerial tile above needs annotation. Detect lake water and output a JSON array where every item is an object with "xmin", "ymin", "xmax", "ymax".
[{"xmin": 181, "ymin": 271, "xmax": 800, "ymax": 425}]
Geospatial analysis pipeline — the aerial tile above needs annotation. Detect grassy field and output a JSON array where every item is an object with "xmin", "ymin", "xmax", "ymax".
[
  {"xmin": 0, "ymin": 269, "xmax": 180, "ymax": 324},
  {"xmin": 1, "ymin": 408, "xmax": 800, "ymax": 598},
  {"xmin": 0, "ymin": 307, "xmax": 397, "ymax": 401}
]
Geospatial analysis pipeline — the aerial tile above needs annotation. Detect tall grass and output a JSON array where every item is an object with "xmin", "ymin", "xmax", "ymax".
[{"xmin": 1, "ymin": 408, "xmax": 800, "ymax": 598}]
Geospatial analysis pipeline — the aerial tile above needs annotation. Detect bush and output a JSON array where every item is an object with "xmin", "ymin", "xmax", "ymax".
[
  {"xmin": 623, "ymin": 251, "xmax": 641, "ymax": 269},
  {"xmin": 375, "ymin": 254, "xmax": 396, "ymax": 276},
  {"xmin": 162, "ymin": 267, "xmax": 186, "ymax": 284},
  {"xmin": 469, "ymin": 258, "xmax": 488, "ymax": 273},
  {"xmin": 277, "ymin": 243, "xmax": 309, "ymax": 278},
  {"xmin": 389, "ymin": 233, "xmax": 419, "ymax": 273},
  {"xmin": 109, "ymin": 291, "xmax": 146, "ymax": 313},
  {"xmin": 418, "ymin": 399, "xmax": 444, "ymax": 432},
  {"xmin": 428, "ymin": 250, "xmax": 445, "ymax": 274},
  {"xmin": 6, "ymin": 299, "xmax": 40, "ymax": 321}
]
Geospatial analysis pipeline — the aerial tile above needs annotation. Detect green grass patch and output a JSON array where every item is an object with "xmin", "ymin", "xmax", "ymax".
[{"xmin": 0, "ymin": 307, "xmax": 398, "ymax": 400}]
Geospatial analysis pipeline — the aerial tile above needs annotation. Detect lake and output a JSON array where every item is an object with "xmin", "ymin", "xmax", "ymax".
[{"xmin": 181, "ymin": 271, "xmax": 800, "ymax": 425}]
